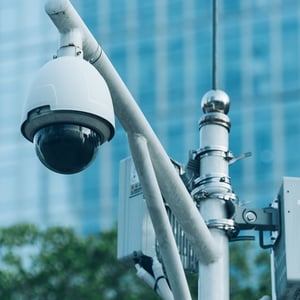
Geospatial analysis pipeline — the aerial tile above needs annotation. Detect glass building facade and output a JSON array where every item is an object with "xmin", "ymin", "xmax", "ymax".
[{"xmin": 0, "ymin": 0, "xmax": 300, "ymax": 235}]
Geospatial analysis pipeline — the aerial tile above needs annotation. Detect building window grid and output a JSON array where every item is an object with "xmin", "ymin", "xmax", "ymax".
[{"xmin": 0, "ymin": 1, "xmax": 299, "ymax": 230}]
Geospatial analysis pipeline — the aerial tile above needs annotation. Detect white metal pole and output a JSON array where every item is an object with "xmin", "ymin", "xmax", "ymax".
[
  {"xmin": 45, "ymin": 0, "xmax": 220, "ymax": 264},
  {"xmin": 195, "ymin": 90, "xmax": 232, "ymax": 300},
  {"xmin": 128, "ymin": 133, "xmax": 191, "ymax": 300},
  {"xmin": 198, "ymin": 203, "xmax": 229, "ymax": 300}
]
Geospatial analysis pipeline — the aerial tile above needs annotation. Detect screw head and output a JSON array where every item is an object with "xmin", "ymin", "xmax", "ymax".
[{"xmin": 245, "ymin": 211, "xmax": 257, "ymax": 223}]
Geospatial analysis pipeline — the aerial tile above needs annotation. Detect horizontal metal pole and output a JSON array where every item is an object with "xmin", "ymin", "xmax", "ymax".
[{"xmin": 45, "ymin": 0, "xmax": 220, "ymax": 264}]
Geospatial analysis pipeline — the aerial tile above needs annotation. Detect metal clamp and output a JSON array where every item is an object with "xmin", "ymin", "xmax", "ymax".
[
  {"xmin": 206, "ymin": 218, "xmax": 235, "ymax": 232},
  {"xmin": 199, "ymin": 113, "xmax": 231, "ymax": 130},
  {"xmin": 191, "ymin": 175, "xmax": 232, "ymax": 202},
  {"xmin": 198, "ymin": 146, "xmax": 230, "ymax": 159},
  {"xmin": 194, "ymin": 173, "xmax": 231, "ymax": 187}
]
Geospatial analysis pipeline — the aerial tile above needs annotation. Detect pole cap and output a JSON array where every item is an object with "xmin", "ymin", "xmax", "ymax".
[{"xmin": 201, "ymin": 89, "xmax": 230, "ymax": 114}]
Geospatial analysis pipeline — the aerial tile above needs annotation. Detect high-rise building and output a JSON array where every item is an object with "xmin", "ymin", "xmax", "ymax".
[{"xmin": 0, "ymin": 0, "xmax": 299, "ymax": 234}]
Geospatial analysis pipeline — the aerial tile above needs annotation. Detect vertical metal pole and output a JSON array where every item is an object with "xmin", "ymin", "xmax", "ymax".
[{"xmin": 192, "ymin": 90, "xmax": 232, "ymax": 300}]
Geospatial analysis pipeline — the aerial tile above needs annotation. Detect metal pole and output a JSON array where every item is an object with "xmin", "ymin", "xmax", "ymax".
[
  {"xmin": 193, "ymin": 90, "xmax": 232, "ymax": 300},
  {"xmin": 198, "ymin": 206, "xmax": 229, "ymax": 300},
  {"xmin": 128, "ymin": 133, "xmax": 191, "ymax": 300},
  {"xmin": 45, "ymin": 0, "xmax": 220, "ymax": 264}
]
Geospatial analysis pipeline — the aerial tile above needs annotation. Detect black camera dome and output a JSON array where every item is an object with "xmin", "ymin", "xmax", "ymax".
[
  {"xmin": 33, "ymin": 124, "xmax": 101, "ymax": 174},
  {"xmin": 21, "ymin": 56, "xmax": 115, "ymax": 174}
]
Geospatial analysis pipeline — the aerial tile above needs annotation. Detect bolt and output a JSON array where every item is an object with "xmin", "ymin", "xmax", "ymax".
[{"xmin": 245, "ymin": 211, "xmax": 257, "ymax": 223}]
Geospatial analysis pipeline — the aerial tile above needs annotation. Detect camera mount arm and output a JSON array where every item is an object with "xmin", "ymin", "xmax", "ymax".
[{"xmin": 45, "ymin": 0, "xmax": 220, "ymax": 264}]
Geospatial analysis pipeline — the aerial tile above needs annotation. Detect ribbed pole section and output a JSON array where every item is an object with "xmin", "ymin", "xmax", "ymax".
[{"xmin": 193, "ymin": 90, "xmax": 232, "ymax": 300}]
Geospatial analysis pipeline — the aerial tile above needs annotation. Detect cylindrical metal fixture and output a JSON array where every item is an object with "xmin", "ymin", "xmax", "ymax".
[{"xmin": 197, "ymin": 90, "xmax": 232, "ymax": 300}]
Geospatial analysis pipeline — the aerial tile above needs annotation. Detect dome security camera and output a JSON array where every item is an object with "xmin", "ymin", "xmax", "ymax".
[{"xmin": 21, "ymin": 56, "xmax": 115, "ymax": 174}]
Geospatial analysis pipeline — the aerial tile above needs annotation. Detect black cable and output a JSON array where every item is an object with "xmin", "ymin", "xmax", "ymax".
[{"xmin": 154, "ymin": 276, "xmax": 166, "ymax": 292}]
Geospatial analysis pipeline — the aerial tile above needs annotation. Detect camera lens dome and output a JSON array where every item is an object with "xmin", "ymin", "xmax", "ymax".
[{"xmin": 33, "ymin": 124, "xmax": 101, "ymax": 174}]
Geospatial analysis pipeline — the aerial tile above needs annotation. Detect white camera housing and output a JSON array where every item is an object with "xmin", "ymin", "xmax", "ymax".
[{"xmin": 21, "ymin": 55, "xmax": 115, "ymax": 174}]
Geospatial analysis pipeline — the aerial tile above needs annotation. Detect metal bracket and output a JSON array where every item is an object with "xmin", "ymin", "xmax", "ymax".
[
  {"xmin": 228, "ymin": 151, "xmax": 252, "ymax": 165},
  {"xmin": 232, "ymin": 206, "xmax": 279, "ymax": 248},
  {"xmin": 182, "ymin": 149, "xmax": 252, "ymax": 192},
  {"xmin": 233, "ymin": 206, "xmax": 279, "ymax": 231}
]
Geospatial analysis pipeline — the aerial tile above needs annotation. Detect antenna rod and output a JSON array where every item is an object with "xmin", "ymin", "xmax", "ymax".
[{"xmin": 212, "ymin": 0, "xmax": 219, "ymax": 90}]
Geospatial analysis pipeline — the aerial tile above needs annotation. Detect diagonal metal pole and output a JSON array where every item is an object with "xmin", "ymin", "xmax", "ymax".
[{"xmin": 128, "ymin": 133, "xmax": 191, "ymax": 300}]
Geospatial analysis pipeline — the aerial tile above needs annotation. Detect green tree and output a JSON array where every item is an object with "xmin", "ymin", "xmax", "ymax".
[
  {"xmin": 230, "ymin": 241, "xmax": 271, "ymax": 300},
  {"xmin": 0, "ymin": 223, "xmax": 159, "ymax": 300},
  {"xmin": 186, "ymin": 242, "xmax": 271, "ymax": 299},
  {"xmin": 0, "ymin": 223, "xmax": 271, "ymax": 299}
]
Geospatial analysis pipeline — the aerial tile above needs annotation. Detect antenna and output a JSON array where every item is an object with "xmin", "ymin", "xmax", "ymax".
[{"xmin": 212, "ymin": 0, "xmax": 219, "ymax": 90}]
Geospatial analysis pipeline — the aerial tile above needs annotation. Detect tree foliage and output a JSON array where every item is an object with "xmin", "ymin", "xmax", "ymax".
[
  {"xmin": 0, "ymin": 223, "xmax": 271, "ymax": 299},
  {"xmin": 230, "ymin": 241, "xmax": 271, "ymax": 300},
  {"xmin": 0, "ymin": 223, "xmax": 159, "ymax": 300}
]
